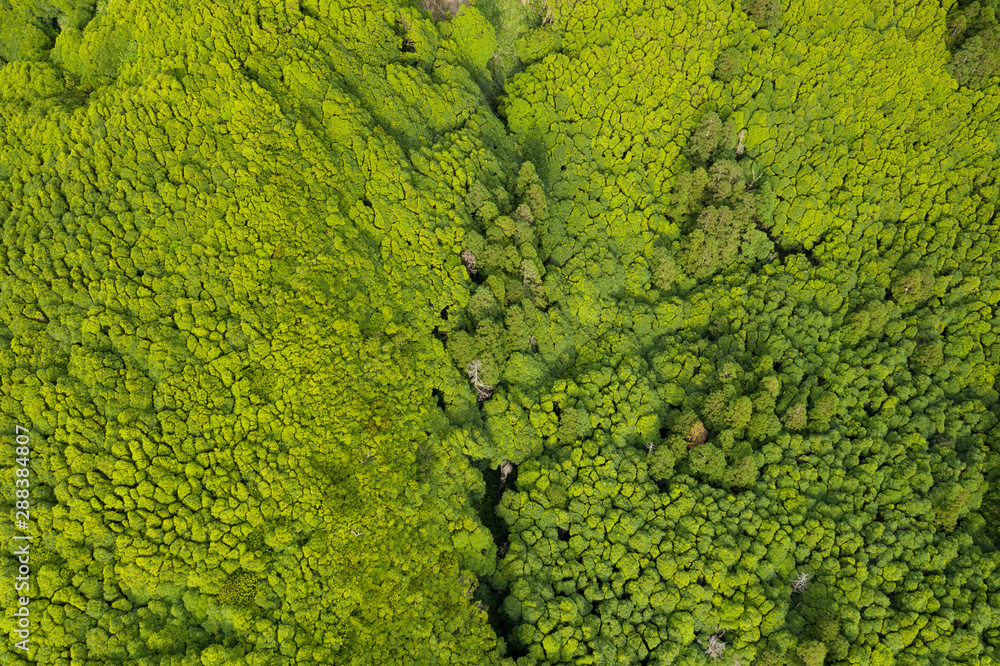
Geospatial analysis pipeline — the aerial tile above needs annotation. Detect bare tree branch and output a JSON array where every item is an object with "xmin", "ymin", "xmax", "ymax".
[
  {"xmin": 791, "ymin": 571, "xmax": 810, "ymax": 594},
  {"xmin": 466, "ymin": 360, "xmax": 493, "ymax": 401},
  {"xmin": 461, "ymin": 249, "xmax": 478, "ymax": 276},
  {"xmin": 696, "ymin": 626, "xmax": 729, "ymax": 660},
  {"xmin": 500, "ymin": 460, "xmax": 514, "ymax": 486}
]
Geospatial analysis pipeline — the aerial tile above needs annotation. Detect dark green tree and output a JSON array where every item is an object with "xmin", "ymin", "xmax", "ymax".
[
  {"xmin": 714, "ymin": 46, "xmax": 745, "ymax": 82},
  {"xmin": 945, "ymin": 1, "xmax": 1000, "ymax": 88},
  {"xmin": 684, "ymin": 112, "xmax": 737, "ymax": 166},
  {"xmin": 687, "ymin": 443, "xmax": 727, "ymax": 483},
  {"xmin": 744, "ymin": 0, "xmax": 784, "ymax": 32}
]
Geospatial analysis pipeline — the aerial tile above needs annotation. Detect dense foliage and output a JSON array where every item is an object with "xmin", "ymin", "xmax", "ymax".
[
  {"xmin": 945, "ymin": 0, "xmax": 1000, "ymax": 87},
  {"xmin": 1, "ymin": 0, "xmax": 998, "ymax": 664},
  {"xmin": 0, "ymin": 0, "xmax": 524, "ymax": 662},
  {"xmin": 485, "ymin": 0, "xmax": 1000, "ymax": 662}
]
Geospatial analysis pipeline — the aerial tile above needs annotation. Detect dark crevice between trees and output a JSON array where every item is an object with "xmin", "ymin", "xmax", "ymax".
[
  {"xmin": 774, "ymin": 238, "xmax": 819, "ymax": 266},
  {"xmin": 476, "ymin": 463, "xmax": 515, "ymax": 527},
  {"xmin": 238, "ymin": 63, "xmax": 260, "ymax": 87},
  {"xmin": 431, "ymin": 388, "xmax": 446, "ymax": 411},
  {"xmin": 468, "ymin": 462, "xmax": 528, "ymax": 658}
]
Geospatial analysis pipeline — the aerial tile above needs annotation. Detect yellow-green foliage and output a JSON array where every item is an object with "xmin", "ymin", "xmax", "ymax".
[
  {"xmin": 217, "ymin": 570, "xmax": 259, "ymax": 609},
  {"xmin": 441, "ymin": 5, "xmax": 498, "ymax": 71},
  {"xmin": 0, "ymin": 0, "xmax": 517, "ymax": 663},
  {"xmin": 1, "ymin": 0, "xmax": 999, "ymax": 664}
]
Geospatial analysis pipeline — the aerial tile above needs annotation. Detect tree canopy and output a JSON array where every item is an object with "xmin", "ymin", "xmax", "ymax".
[{"xmin": 1, "ymin": 0, "xmax": 999, "ymax": 664}]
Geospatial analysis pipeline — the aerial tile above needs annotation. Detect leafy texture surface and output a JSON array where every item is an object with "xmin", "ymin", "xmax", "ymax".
[{"xmin": 1, "ymin": 0, "xmax": 999, "ymax": 664}]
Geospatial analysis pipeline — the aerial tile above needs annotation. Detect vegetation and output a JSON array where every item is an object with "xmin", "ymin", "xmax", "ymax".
[
  {"xmin": 946, "ymin": 0, "xmax": 1000, "ymax": 87},
  {"xmin": 1, "ymin": 0, "xmax": 998, "ymax": 664}
]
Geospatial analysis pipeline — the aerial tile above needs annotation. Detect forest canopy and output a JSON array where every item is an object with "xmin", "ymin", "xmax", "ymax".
[{"xmin": 1, "ymin": 0, "xmax": 998, "ymax": 665}]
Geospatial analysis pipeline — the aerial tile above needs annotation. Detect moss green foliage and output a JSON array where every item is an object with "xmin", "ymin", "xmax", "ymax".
[
  {"xmin": 1, "ymin": 0, "xmax": 1000, "ymax": 664},
  {"xmin": 744, "ymin": 0, "xmax": 785, "ymax": 33},
  {"xmin": 667, "ymin": 113, "xmax": 776, "ymax": 279},
  {"xmin": 489, "ymin": 0, "xmax": 1000, "ymax": 663},
  {"xmin": 217, "ymin": 570, "xmax": 259, "ymax": 610},
  {"xmin": 945, "ymin": 0, "xmax": 1000, "ymax": 88},
  {"xmin": 714, "ymin": 46, "xmax": 746, "ymax": 82}
]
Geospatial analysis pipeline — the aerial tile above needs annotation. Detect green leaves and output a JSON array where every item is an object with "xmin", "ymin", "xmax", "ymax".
[
  {"xmin": 445, "ymin": 6, "xmax": 499, "ymax": 72},
  {"xmin": 3, "ymin": 0, "xmax": 999, "ymax": 662},
  {"xmin": 714, "ymin": 46, "xmax": 745, "ymax": 83},
  {"xmin": 517, "ymin": 26, "xmax": 563, "ymax": 66},
  {"xmin": 945, "ymin": 5, "xmax": 1000, "ymax": 89},
  {"xmin": 50, "ymin": 13, "xmax": 137, "ymax": 84},
  {"xmin": 796, "ymin": 639, "xmax": 828, "ymax": 666},
  {"xmin": 782, "ymin": 403, "xmax": 808, "ymax": 431},
  {"xmin": 686, "ymin": 443, "xmax": 727, "ymax": 483},
  {"xmin": 743, "ymin": 0, "xmax": 783, "ymax": 33},
  {"xmin": 217, "ymin": 570, "xmax": 258, "ymax": 609},
  {"xmin": 671, "ymin": 113, "xmax": 776, "ymax": 279},
  {"xmin": 647, "ymin": 445, "xmax": 676, "ymax": 481},
  {"xmin": 893, "ymin": 266, "xmax": 936, "ymax": 308},
  {"xmin": 930, "ymin": 481, "xmax": 978, "ymax": 532},
  {"xmin": 448, "ymin": 164, "xmax": 551, "ymax": 407},
  {"xmin": 0, "ymin": 0, "xmax": 541, "ymax": 659},
  {"xmin": 684, "ymin": 112, "xmax": 738, "ymax": 168}
]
